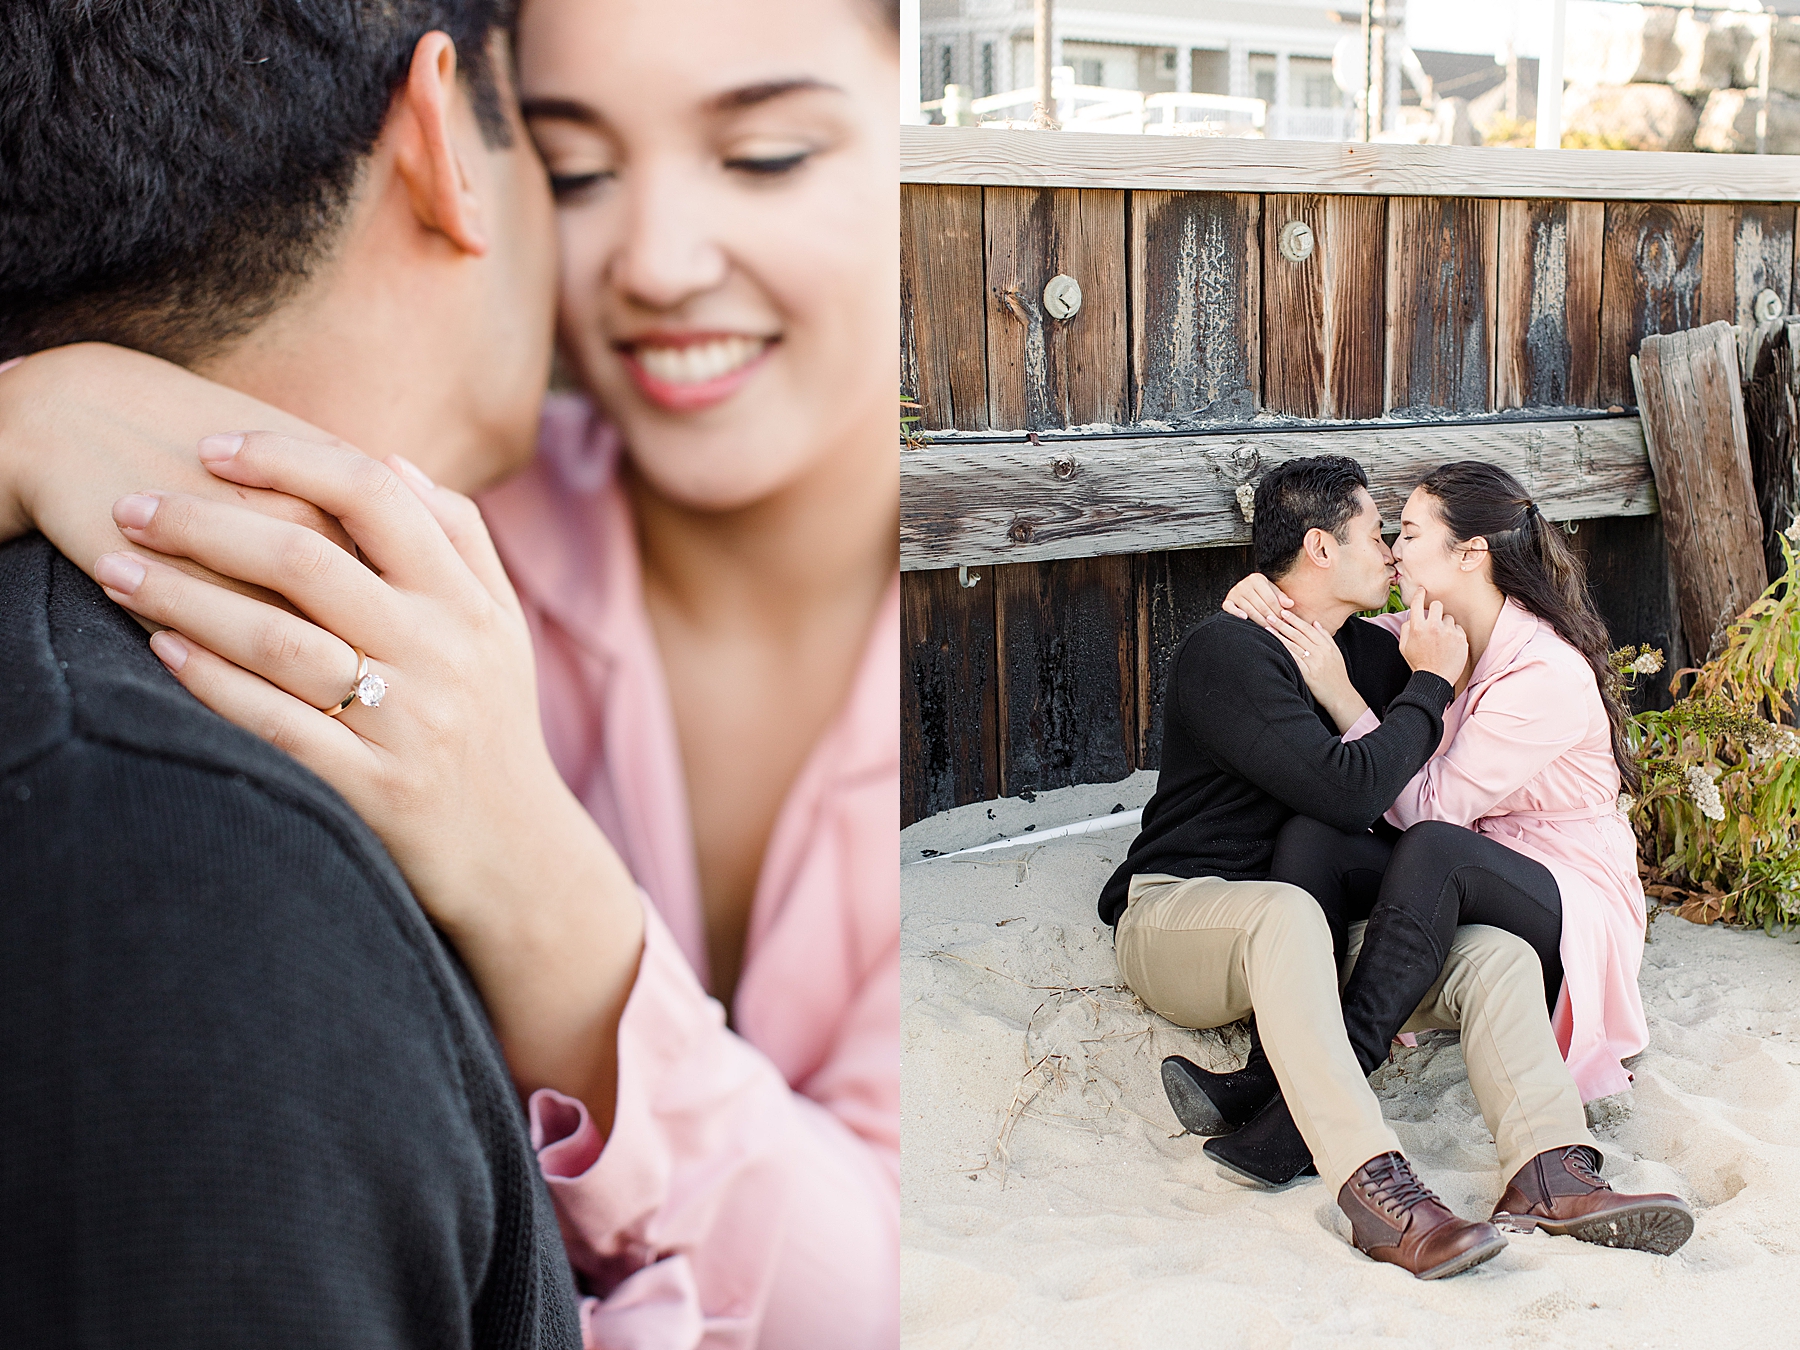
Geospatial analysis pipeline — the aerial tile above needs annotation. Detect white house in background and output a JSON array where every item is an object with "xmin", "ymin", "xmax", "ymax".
[{"xmin": 919, "ymin": 0, "xmax": 1356, "ymax": 141}]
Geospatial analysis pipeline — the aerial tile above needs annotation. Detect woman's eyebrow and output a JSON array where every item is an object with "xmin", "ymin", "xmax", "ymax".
[
  {"xmin": 520, "ymin": 96, "xmax": 602, "ymax": 127},
  {"xmin": 706, "ymin": 77, "xmax": 844, "ymax": 113}
]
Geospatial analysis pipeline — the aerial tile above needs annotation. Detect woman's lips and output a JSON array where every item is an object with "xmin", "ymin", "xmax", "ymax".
[{"xmin": 618, "ymin": 335, "xmax": 774, "ymax": 413}]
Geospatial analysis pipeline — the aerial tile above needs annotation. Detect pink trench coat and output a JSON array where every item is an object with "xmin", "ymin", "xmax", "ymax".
[
  {"xmin": 478, "ymin": 396, "xmax": 900, "ymax": 1350},
  {"xmin": 1346, "ymin": 600, "xmax": 1650, "ymax": 1101}
]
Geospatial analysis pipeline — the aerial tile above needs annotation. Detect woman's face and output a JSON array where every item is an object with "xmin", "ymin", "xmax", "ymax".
[
  {"xmin": 1392, "ymin": 487, "xmax": 1478, "ymax": 606},
  {"xmin": 516, "ymin": 0, "xmax": 898, "ymax": 512}
]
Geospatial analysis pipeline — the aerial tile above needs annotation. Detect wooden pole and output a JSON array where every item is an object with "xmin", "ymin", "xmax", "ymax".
[{"xmin": 1631, "ymin": 322, "xmax": 1769, "ymax": 660}]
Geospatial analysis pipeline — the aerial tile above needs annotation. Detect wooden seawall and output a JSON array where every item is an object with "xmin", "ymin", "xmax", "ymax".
[{"xmin": 900, "ymin": 128, "xmax": 1800, "ymax": 826}]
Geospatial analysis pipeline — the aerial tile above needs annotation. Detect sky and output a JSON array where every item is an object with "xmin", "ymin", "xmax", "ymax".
[{"xmin": 1405, "ymin": 0, "xmax": 1560, "ymax": 59}]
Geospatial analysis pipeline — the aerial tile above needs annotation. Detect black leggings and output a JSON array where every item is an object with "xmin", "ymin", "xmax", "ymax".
[{"xmin": 1271, "ymin": 815, "xmax": 1565, "ymax": 1016}]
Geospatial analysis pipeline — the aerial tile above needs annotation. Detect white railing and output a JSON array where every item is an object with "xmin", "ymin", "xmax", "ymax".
[{"xmin": 921, "ymin": 67, "xmax": 1354, "ymax": 141}]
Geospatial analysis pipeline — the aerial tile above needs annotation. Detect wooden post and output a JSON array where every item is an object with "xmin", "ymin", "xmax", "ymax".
[{"xmin": 1631, "ymin": 321, "xmax": 1769, "ymax": 661}]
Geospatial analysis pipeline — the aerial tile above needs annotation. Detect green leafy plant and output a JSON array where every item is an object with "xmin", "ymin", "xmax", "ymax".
[
  {"xmin": 1621, "ymin": 529, "xmax": 1800, "ymax": 932},
  {"xmin": 901, "ymin": 392, "xmax": 927, "ymax": 450}
]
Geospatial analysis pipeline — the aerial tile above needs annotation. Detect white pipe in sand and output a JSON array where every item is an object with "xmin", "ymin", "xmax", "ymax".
[{"xmin": 912, "ymin": 808, "xmax": 1143, "ymax": 863}]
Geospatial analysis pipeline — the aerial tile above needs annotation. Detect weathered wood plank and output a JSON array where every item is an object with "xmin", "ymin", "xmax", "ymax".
[
  {"xmin": 1384, "ymin": 197, "xmax": 1498, "ymax": 414},
  {"xmin": 901, "ymin": 567, "xmax": 999, "ymax": 826},
  {"xmin": 1631, "ymin": 322, "xmax": 1769, "ymax": 661},
  {"xmin": 1135, "ymin": 546, "xmax": 1256, "ymax": 769},
  {"xmin": 1261, "ymin": 194, "xmax": 1387, "ymax": 419},
  {"xmin": 1130, "ymin": 191, "xmax": 1261, "ymax": 422},
  {"xmin": 984, "ymin": 187, "xmax": 1128, "ymax": 430},
  {"xmin": 1599, "ymin": 202, "xmax": 1705, "ymax": 408},
  {"xmin": 902, "ymin": 126, "xmax": 1800, "ymax": 202},
  {"xmin": 900, "ymin": 184, "xmax": 989, "ymax": 430},
  {"xmin": 1700, "ymin": 202, "xmax": 1796, "ymax": 330},
  {"xmin": 994, "ymin": 557, "xmax": 1136, "ymax": 795},
  {"xmin": 900, "ymin": 417, "xmax": 1656, "ymax": 569},
  {"xmin": 1496, "ymin": 199, "xmax": 1604, "ymax": 409}
]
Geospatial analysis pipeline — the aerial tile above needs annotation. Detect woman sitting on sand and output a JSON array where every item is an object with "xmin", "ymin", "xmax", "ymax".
[{"xmin": 1188, "ymin": 460, "xmax": 1650, "ymax": 1187}]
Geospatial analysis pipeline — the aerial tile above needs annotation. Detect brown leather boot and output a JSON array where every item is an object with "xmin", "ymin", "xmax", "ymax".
[
  {"xmin": 1492, "ymin": 1146, "xmax": 1694, "ymax": 1254},
  {"xmin": 1337, "ymin": 1152, "xmax": 1508, "ymax": 1280}
]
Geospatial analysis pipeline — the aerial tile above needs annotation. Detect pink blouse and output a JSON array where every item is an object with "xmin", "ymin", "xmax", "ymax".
[
  {"xmin": 478, "ymin": 395, "xmax": 899, "ymax": 1349},
  {"xmin": 1346, "ymin": 600, "xmax": 1649, "ymax": 1100}
]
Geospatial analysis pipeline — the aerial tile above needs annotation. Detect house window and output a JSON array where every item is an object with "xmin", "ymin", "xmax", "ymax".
[
  {"xmin": 1254, "ymin": 69, "xmax": 1276, "ymax": 105},
  {"xmin": 1077, "ymin": 57, "xmax": 1104, "ymax": 86},
  {"xmin": 941, "ymin": 43, "xmax": 953, "ymax": 95},
  {"xmin": 1162, "ymin": 50, "xmax": 1176, "ymax": 73},
  {"xmin": 981, "ymin": 42, "xmax": 995, "ymax": 97}
]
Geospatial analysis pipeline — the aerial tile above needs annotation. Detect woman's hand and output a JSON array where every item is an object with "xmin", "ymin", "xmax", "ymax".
[
  {"xmin": 0, "ymin": 346, "xmax": 352, "ymax": 601},
  {"xmin": 95, "ymin": 431, "xmax": 642, "ymax": 1126},
  {"xmin": 1222, "ymin": 571, "xmax": 1294, "ymax": 627},
  {"xmin": 1264, "ymin": 610, "xmax": 1370, "ymax": 734}
]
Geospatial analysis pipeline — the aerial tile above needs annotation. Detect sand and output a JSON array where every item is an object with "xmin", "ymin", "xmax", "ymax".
[{"xmin": 901, "ymin": 774, "xmax": 1800, "ymax": 1348}]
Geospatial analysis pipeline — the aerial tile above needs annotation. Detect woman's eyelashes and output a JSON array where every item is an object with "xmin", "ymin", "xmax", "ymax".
[
  {"xmin": 549, "ymin": 170, "xmax": 613, "ymax": 201},
  {"xmin": 723, "ymin": 149, "xmax": 812, "ymax": 177}
]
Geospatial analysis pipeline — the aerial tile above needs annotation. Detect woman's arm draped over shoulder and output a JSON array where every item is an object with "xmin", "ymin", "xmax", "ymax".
[
  {"xmin": 0, "ymin": 345, "xmax": 346, "ymax": 586},
  {"xmin": 1385, "ymin": 653, "xmax": 1587, "ymax": 829}
]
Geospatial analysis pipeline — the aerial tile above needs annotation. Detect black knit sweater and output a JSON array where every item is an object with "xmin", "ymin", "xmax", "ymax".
[
  {"xmin": 0, "ymin": 537, "xmax": 580, "ymax": 1349},
  {"xmin": 1098, "ymin": 612, "xmax": 1454, "ymax": 925}
]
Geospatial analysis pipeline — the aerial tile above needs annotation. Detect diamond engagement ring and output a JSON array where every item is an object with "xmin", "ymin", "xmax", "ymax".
[{"xmin": 320, "ymin": 647, "xmax": 387, "ymax": 716}]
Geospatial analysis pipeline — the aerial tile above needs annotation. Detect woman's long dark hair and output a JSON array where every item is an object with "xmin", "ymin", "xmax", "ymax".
[{"xmin": 1416, "ymin": 461, "xmax": 1641, "ymax": 795}]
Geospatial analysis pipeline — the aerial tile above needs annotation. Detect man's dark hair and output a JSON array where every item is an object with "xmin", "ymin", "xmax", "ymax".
[
  {"xmin": 1250, "ymin": 455, "xmax": 1371, "ymax": 578},
  {"xmin": 0, "ymin": 0, "xmax": 516, "ymax": 367}
]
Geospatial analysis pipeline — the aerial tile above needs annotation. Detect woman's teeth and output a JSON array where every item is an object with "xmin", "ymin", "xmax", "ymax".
[{"xmin": 634, "ymin": 337, "xmax": 766, "ymax": 385}]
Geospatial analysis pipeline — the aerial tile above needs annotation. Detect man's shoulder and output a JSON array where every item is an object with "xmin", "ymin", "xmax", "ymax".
[
  {"xmin": 1178, "ymin": 611, "xmax": 1286, "ymax": 667},
  {"xmin": 0, "ymin": 535, "xmax": 385, "ymax": 838}
]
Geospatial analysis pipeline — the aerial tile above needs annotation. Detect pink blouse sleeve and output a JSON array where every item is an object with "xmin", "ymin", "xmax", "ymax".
[
  {"xmin": 1385, "ymin": 653, "xmax": 1586, "ymax": 829},
  {"xmin": 528, "ymin": 902, "xmax": 897, "ymax": 1350}
]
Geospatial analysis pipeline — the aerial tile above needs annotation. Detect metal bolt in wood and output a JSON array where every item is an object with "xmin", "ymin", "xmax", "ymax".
[
  {"xmin": 1042, "ymin": 274, "xmax": 1082, "ymax": 320},
  {"xmin": 1278, "ymin": 219, "xmax": 1315, "ymax": 263},
  {"xmin": 1754, "ymin": 287, "xmax": 1784, "ymax": 324}
]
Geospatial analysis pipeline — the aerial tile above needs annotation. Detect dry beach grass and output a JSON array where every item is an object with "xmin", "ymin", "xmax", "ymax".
[{"xmin": 901, "ymin": 773, "xmax": 1800, "ymax": 1348}]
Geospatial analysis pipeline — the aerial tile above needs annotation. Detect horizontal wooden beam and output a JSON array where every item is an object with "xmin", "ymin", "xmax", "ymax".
[
  {"xmin": 901, "ymin": 126, "xmax": 1800, "ymax": 203},
  {"xmin": 901, "ymin": 417, "xmax": 1657, "ymax": 570}
]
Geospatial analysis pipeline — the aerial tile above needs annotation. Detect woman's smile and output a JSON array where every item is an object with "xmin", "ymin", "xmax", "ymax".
[{"xmin": 617, "ymin": 331, "xmax": 778, "ymax": 411}]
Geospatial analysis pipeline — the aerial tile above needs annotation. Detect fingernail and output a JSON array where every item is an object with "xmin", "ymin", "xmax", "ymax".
[
  {"xmin": 391, "ymin": 454, "xmax": 435, "ymax": 490},
  {"xmin": 198, "ymin": 433, "xmax": 245, "ymax": 463},
  {"xmin": 94, "ymin": 552, "xmax": 147, "ymax": 596},
  {"xmin": 149, "ymin": 630, "xmax": 189, "ymax": 673},
  {"xmin": 113, "ymin": 493, "xmax": 160, "ymax": 529}
]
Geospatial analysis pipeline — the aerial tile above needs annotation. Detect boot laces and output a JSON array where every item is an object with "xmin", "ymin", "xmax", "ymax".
[
  {"xmin": 1361, "ymin": 1153, "xmax": 1439, "ymax": 1216},
  {"xmin": 1563, "ymin": 1146, "xmax": 1609, "ymax": 1190}
]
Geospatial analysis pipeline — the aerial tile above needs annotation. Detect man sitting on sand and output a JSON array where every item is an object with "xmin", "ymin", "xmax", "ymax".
[{"xmin": 1098, "ymin": 456, "xmax": 1689, "ymax": 1279}]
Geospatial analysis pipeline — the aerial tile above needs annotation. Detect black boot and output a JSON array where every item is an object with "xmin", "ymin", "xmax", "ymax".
[
  {"xmin": 1336, "ymin": 905, "xmax": 1450, "ymax": 1079},
  {"xmin": 1203, "ymin": 1093, "xmax": 1317, "ymax": 1187},
  {"xmin": 1205, "ymin": 909, "xmax": 1450, "ymax": 1189},
  {"xmin": 1161, "ymin": 1026, "xmax": 1278, "ymax": 1135}
]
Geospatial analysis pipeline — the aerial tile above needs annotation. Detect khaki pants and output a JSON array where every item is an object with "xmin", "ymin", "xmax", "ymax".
[
  {"xmin": 1115, "ymin": 873, "xmax": 1592, "ymax": 1192},
  {"xmin": 1345, "ymin": 920, "xmax": 1594, "ymax": 1183}
]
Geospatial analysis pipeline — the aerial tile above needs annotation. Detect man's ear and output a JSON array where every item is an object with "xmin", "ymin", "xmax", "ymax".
[
  {"xmin": 1301, "ymin": 526, "xmax": 1335, "ymax": 569},
  {"xmin": 393, "ymin": 32, "xmax": 490, "ymax": 256}
]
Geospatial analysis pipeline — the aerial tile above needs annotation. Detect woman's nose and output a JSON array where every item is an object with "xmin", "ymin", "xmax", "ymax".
[{"xmin": 609, "ymin": 166, "xmax": 730, "ymax": 310}]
